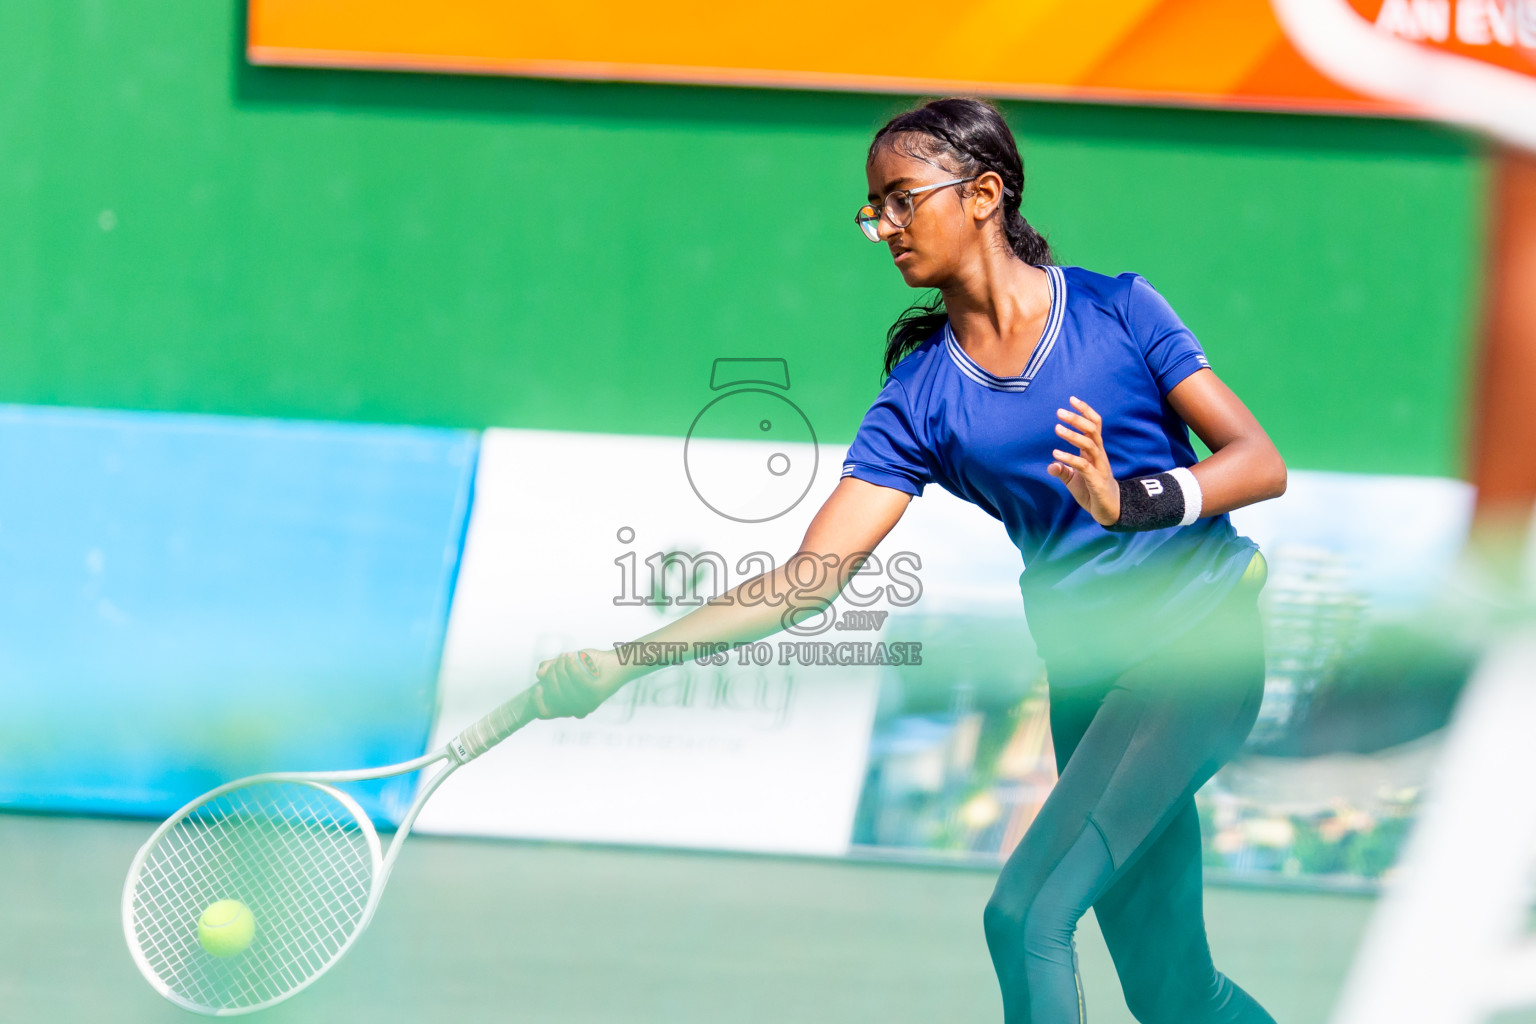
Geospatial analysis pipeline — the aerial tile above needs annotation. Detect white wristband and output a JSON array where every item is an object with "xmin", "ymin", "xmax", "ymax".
[{"xmin": 1168, "ymin": 466, "xmax": 1203, "ymax": 527}]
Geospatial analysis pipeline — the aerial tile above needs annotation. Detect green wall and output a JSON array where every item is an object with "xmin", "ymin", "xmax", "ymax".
[{"xmin": 0, "ymin": 3, "xmax": 1484, "ymax": 476}]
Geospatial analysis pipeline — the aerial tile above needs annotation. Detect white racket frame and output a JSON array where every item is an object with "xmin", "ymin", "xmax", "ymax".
[{"xmin": 122, "ymin": 683, "xmax": 547, "ymax": 1016}]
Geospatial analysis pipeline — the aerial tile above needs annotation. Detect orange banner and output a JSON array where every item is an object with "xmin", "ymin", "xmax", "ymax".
[{"xmin": 248, "ymin": 0, "xmax": 1536, "ymax": 118}]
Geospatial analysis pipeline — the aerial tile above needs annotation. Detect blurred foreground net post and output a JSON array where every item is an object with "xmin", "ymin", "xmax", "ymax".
[
  {"xmin": 1330, "ymin": 123, "xmax": 1536, "ymax": 1024},
  {"xmin": 1270, "ymin": 6, "xmax": 1536, "ymax": 1018},
  {"xmin": 1466, "ymin": 145, "xmax": 1536, "ymax": 596},
  {"xmin": 1323, "ymin": 55, "xmax": 1536, "ymax": 1024}
]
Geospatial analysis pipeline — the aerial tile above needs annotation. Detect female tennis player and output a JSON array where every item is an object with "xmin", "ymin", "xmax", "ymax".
[{"xmin": 534, "ymin": 97, "xmax": 1285, "ymax": 1024}]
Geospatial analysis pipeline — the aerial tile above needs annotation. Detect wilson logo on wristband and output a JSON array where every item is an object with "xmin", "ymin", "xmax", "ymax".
[{"xmin": 1109, "ymin": 468, "xmax": 1202, "ymax": 532}]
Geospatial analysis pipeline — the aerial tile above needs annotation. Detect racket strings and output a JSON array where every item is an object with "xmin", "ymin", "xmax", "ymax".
[
  {"xmin": 136, "ymin": 784, "xmax": 372, "ymax": 1007},
  {"xmin": 136, "ymin": 791, "xmax": 360, "ymax": 1004},
  {"xmin": 128, "ymin": 780, "xmax": 377, "ymax": 1012}
]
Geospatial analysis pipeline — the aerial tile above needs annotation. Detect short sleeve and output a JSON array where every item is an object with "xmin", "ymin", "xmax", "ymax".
[
  {"xmin": 1123, "ymin": 274, "xmax": 1211, "ymax": 396},
  {"xmin": 840, "ymin": 377, "xmax": 932, "ymax": 497}
]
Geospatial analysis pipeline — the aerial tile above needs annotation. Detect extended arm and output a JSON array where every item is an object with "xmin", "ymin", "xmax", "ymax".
[{"xmin": 534, "ymin": 477, "xmax": 914, "ymax": 717}]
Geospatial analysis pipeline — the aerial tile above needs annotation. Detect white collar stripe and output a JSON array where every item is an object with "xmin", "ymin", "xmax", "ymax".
[
  {"xmin": 1020, "ymin": 266, "xmax": 1065, "ymax": 378},
  {"xmin": 943, "ymin": 265, "xmax": 1066, "ymax": 393}
]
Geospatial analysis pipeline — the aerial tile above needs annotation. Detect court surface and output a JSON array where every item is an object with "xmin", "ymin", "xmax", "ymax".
[{"xmin": 3, "ymin": 812, "xmax": 1374, "ymax": 1023}]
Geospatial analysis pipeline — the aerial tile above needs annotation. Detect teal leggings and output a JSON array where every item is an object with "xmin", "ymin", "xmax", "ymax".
[{"xmin": 983, "ymin": 577, "xmax": 1276, "ymax": 1023}]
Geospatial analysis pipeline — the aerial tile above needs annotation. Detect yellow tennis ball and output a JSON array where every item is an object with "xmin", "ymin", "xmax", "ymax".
[{"xmin": 198, "ymin": 899, "xmax": 255, "ymax": 957}]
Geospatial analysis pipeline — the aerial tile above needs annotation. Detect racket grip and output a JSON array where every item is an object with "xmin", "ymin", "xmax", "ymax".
[{"xmin": 449, "ymin": 687, "xmax": 542, "ymax": 763}]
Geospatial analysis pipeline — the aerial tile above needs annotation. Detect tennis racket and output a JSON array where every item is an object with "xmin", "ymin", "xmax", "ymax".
[{"xmin": 122, "ymin": 653, "xmax": 594, "ymax": 1016}]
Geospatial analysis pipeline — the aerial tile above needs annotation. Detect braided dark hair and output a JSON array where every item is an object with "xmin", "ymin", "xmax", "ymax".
[{"xmin": 869, "ymin": 98, "xmax": 1053, "ymax": 378}]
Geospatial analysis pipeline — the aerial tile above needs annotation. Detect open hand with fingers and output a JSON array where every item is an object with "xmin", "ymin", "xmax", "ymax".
[
  {"xmin": 533, "ymin": 648, "xmax": 628, "ymax": 719},
  {"xmin": 1048, "ymin": 395, "xmax": 1122, "ymax": 527}
]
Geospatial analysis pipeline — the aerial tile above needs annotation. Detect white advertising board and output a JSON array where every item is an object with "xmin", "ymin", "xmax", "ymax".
[{"xmin": 415, "ymin": 422, "xmax": 1023, "ymax": 854}]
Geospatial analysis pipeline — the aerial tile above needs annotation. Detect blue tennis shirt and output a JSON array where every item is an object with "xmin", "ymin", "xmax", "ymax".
[{"xmin": 841, "ymin": 264, "xmax": 1260, "ymax": 681}]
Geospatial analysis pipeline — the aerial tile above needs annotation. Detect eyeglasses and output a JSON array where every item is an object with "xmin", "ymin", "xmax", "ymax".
[{"xmin": 854, "ymin": 176, "xmax": 978, "ymax": 242}]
